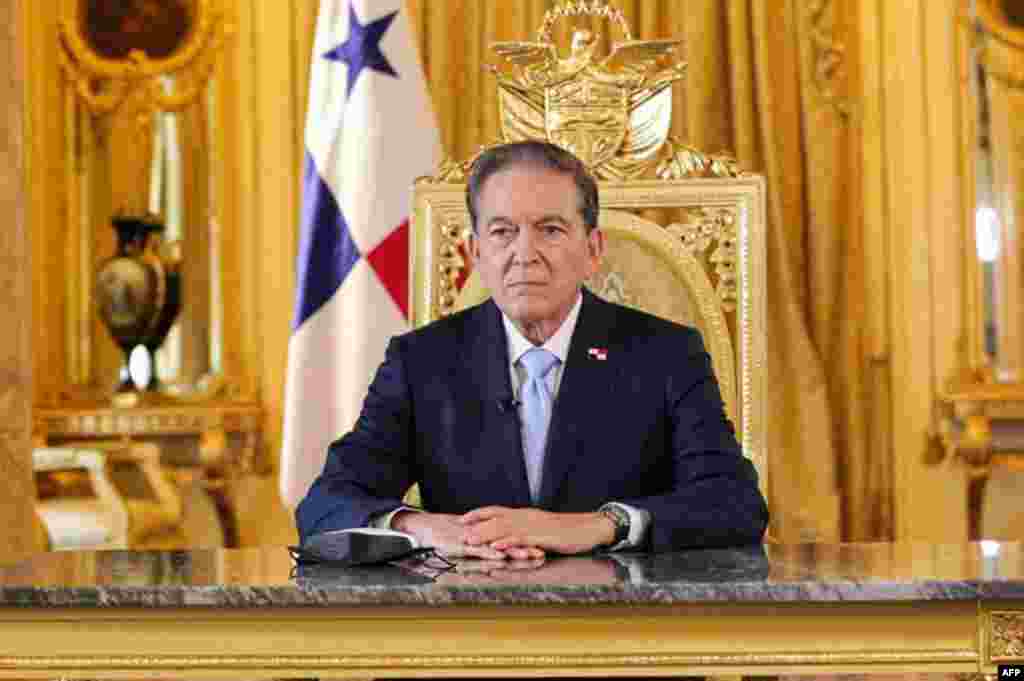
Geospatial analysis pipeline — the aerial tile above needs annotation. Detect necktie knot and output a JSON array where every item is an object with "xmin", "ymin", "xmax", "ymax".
[{"xmin": 520, "ymin": 348, "xmax": 559, "ymax": 380}]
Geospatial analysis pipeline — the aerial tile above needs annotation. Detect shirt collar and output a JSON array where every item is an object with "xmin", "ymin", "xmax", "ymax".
[{"xmin": 501, "ymin": 290, "xmax": 583, "ymax": 366}]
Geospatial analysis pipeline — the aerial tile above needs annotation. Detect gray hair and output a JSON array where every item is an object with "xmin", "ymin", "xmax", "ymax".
[{"xmin": 465, "ymin": 141, "xmax": 599, "ymax": 234}]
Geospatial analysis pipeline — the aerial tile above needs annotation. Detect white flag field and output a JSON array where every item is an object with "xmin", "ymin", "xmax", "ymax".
[{"xmin": 280, "ymin": 0, "xmax": 441, "ymax": 509}]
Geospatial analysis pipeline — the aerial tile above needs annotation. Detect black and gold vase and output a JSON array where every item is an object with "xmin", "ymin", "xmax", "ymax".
[{"xmin": 95, "ymin": 214, "xmax": 182, "ymax": 398}]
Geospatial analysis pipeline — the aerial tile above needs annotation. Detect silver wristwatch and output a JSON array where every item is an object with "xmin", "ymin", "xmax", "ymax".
[{"xmin": 598, "ymin": 503, "xmax": 631, "ymax": 547}]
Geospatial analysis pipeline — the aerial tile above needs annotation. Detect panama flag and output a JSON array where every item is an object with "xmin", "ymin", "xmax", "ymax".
[{"xmin": 281, "ymin": 0, "xmax": 441, "ymax": 508}]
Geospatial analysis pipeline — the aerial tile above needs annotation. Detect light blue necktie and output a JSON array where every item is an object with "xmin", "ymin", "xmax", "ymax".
[{"xmin": 519, "ymin": 348, "xmax": 560, "ymax": 503}]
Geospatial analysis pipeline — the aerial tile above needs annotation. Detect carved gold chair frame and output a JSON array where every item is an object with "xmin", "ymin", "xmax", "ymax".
[{"xmin": 411, "ymin": 178, "xmax": 767, "ymax": 493}]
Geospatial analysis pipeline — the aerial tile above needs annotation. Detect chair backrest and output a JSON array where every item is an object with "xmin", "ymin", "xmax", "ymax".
[{"xmin": 410, "ymin": 176, "xmax": 767, "ymax": 492}]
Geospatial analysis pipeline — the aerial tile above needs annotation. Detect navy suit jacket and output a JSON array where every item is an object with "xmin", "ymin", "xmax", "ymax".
[{"xmin": 296, "ymin": 288, "xmax": 768, "ymax": 552}]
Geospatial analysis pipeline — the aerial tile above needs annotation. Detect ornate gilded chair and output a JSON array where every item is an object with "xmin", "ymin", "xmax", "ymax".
[
  {"xmin": 407, "ymin": 2, "xmax": 767, "ymax": 506},
  {"xmin": 410, "ymin": 178, "xmax": 767, "ymax": 497}
]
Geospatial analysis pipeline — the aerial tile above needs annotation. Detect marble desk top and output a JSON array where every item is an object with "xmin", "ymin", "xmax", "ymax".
[{"xmin": 1, "ymin": 542, "xmax": 1023, "ymax": 608}]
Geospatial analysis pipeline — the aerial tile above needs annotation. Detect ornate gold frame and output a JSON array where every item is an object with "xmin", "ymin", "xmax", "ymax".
[
  {"xmin": 929, "ymin": 0, "xmax": 1024, "ymax": 539},
  {"xmin": 58, "ymin": 0, "xmax": 231, "ymax": 118}
]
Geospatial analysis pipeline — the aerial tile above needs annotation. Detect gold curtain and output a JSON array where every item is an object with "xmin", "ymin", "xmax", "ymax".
[{"xmin": 398, "ymin": 0, "xmax": 882, "ymax": 542}]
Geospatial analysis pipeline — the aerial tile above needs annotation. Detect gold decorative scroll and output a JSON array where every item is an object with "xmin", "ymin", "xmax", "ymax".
[
  {"xmin": 58, "ymin": 0, "xmax": 232, "ymax": 124},
  {"xmin": 668, "ymin": 208, "xmax": 740, "ymax": 311},
  {"xmin": 435, "ymin": 215, "xmax": 471, "ymax": 315}
]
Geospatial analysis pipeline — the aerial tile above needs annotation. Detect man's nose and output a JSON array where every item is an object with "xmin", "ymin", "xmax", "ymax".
[{"xmin": 512, "ymin": 228, "xmax": 539, "ymax": 262}]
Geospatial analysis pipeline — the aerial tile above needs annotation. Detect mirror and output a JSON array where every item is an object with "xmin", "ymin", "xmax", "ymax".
[
  {"xmin": 965, "ymin": 0, "xmax": 1024, "ymax": 381},
  {"xmin": 147, "ymin": 81, "xmax": 222, "ymax": 389},
  {"xmin": 81, "ymin": 0, "xmax": 194, "ymax": 61},
  {"xmin": 58, "ymin": 0, "xmax": 230, "ymax": 397}
]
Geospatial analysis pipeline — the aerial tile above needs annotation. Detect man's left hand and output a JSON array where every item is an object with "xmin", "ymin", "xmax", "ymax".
[{"xmin": 458, "ymin": 507, "xmax": 616, "ymax": 555}]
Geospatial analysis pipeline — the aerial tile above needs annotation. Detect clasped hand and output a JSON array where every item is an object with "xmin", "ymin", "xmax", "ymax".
[{"xmin": 394, "ymin": 507, "xmax": 615, "ymax": 560}]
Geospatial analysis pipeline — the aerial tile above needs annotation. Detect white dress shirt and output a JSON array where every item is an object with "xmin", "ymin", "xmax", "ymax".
[{"xmin": 374, "ymin": 291, "xmax": 651, "ymax": 550}]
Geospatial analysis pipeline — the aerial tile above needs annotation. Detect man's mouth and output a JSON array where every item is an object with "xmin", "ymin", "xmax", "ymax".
[{"xmin": 503, "ymin": 280, "xmax": 544, "ymax": 292}]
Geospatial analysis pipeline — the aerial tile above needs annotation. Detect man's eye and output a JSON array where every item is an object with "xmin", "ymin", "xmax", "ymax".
[
  {"xmin": 542, "ymin": 224, "xmax": 564, "ymax": 235},
  {"xmin": 490, "ymin": 227, "xmax": 515, "ymax": 241}
]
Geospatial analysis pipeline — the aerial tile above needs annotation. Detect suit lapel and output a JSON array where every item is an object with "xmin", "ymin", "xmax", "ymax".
[
  {"xmin": 457, "ymin": 300, "xmax": 533, "ymax": 508},
  {"xmin": 538, "ymin": 289, "xmax": 621, "ymax": 508}
]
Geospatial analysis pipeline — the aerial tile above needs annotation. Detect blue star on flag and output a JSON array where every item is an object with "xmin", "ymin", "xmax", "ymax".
[{"xmin": 323, "ymin": 4, "xmax": 398, "ymax": 97}]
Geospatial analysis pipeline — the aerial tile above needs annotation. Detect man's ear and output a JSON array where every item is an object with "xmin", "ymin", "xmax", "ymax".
[
  {"xmin": 467, "ymin": 231, "xmax": 480, "ymax": 265},
  {"xmin": 587, "ymin": 227, "xmax": 606, "ymax": 260}
]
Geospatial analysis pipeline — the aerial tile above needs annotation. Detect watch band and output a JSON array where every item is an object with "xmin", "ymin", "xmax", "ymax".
[{"xmin": 599, "ymin": 503, "xmax": 631, "ymax": 547}]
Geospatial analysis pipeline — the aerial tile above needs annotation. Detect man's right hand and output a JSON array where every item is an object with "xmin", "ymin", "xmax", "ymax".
[{"xmin": 392, "ymin": 511, "xmax": 543, "ymax": 560}]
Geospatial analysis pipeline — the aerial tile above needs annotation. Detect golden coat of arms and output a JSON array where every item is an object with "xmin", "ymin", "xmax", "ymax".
[{"xmin": 478, "ymin": 0, "xmax": 740, "ymax": 181}]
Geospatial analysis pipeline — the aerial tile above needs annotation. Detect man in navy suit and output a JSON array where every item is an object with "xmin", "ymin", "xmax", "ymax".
[{"xmin": 297, "ymin": 141, "xmax": 767, "ymax": 559}]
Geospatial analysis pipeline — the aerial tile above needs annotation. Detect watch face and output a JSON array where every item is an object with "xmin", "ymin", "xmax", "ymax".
[{"xmin": 602, "ymin": 506, "xmax": 630, "ymax": 544}]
